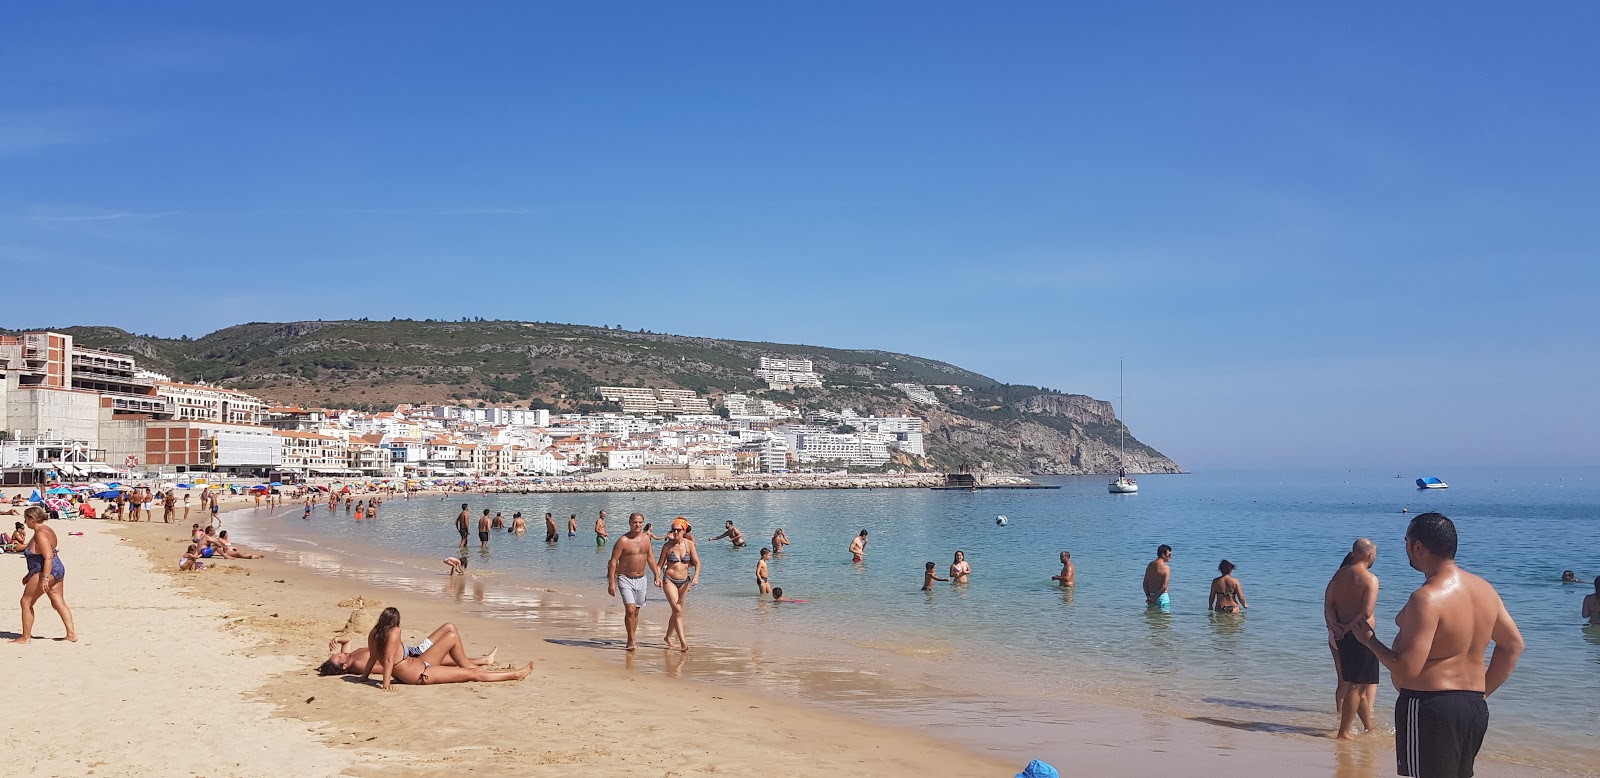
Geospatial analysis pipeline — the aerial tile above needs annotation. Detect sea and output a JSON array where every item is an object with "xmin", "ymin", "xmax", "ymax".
[{"xmin": 230, "ymin": 467, "xmax": 1600, "ymax": 775}]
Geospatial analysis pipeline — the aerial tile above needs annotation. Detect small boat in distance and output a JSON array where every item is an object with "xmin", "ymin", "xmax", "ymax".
[
  {"xmin": 1109, "ymin": 361, "xmax": 1138, "ymax": 494},
  {"xmin": 1416, "ymin": 477, "xmax": 1448, "ymax": 490}
]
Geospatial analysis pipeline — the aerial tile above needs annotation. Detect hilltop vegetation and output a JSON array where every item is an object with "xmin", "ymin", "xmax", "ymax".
[{"xmin": 18, "ymin": 319, "xmax": 1181, "ymax": 475}]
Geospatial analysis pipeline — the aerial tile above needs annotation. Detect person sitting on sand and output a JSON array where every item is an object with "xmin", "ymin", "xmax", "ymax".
[
  {"xmin": 1584, "ymin": 577, "xmax": 1600, "ymax": 626},
  {"xmin": 320, "ymin": 622, "xmax": 497, "ymax": 676},
  {"xmin": 921, "ymin": 562, "xmax": 948, "ymax": 591},
  {"xmin": 215, "ymin": 531, "xmax": 264, "ymax": 559},
  {"xmin": 362, "ymin": 607, "xmax": 531, "ymax": 688},
  {"xmin": 949, "ymin": 550, "xmax": 972, "ymax": 584},
  {"xmin": 444, "ymin": 555, "xmax": 468, "ymax": 575},
  {"xmin": 191, "ymin": 524, "xmax": 204, "ymax": 543},
  {"xmin": 1052, "ymin": 551, "xmax": 1074, "ymax": 587},
  {"xmin": 1209, "ymin": 559, "xmax": 1247, "ymax": 613},
  {"xmin": 3, "ymin": 522, "xmax": 27, "ymax": 552},
  {"xmin": 179, "ymin": 544, "xmax": 205, "ymax": 571},
  {"xmin": 770, "ymin": 587, "xmax": 805, "ymax": 604}
]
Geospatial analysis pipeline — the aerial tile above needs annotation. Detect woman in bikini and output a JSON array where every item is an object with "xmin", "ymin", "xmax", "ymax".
[
  {"xmin": 1208, "ymin": 559, "xmax": 1247, "ymax": 613},
  {"xmin": 655, "ymin": 519, "xmax": 700, "ymax": 651},
  {"xmin": 9, "ymin": 507, "xmax": 77, "ymax": 643},
  {"xmin": 949, "ymin": 550, "xmax": 972, "ymax": 584},
  {"xmin": 319, "ymin": 620, "xmax": 498, "ymax": 676},
  {"xmin": 361, "ymin": 607, "xmax": 530, "ymax": 688},
  {"xmin": 771, "ymin": 527, "xmax": 789, "ymax": 554}
]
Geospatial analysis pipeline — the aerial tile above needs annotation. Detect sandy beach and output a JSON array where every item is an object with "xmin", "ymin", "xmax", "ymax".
[{"xmin": 0, "ymin": 493, "xmax": 1575, "ymax": 778}]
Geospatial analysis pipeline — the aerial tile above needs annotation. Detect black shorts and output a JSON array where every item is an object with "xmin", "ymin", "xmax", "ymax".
[
  {"xmin": 1396, "ymin": 689, "xmax": 1488, "ymax": 778},
  {"xmin": 458, "ymin": 527, "xmax": 469, "ymax": 540},
  {"xmin": 1336, "ymin": 632, "xmax": 1380, "ymax": 685},
  {"xmin": 478, "ymin": 531, "xmax": 489, "ymax": 542}
]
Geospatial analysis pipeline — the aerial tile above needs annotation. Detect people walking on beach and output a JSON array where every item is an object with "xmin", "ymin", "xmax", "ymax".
[
  {"xmin": 1584, "ymin": 577, "xmax": 1600, "ymax": 625},
  {"xmin": 1143, "ymin": 545, "xmax": 1172, "ymax": 609},
  {"xmin": 849, "ymin": 530, "xmax": 868, "ymax": 563},
  {"xmin": 478, "ymin": 509, "xmax": 492, "ymax": 550},
  {"xmin": 756, "ymin": 548, "xmax": 772, "ymax": 594},
  {"xmin": 949, "ymin": 550, "xmax": 972, "ymax": 584},
  {"xmin": 1325, "ymin": 539, "xmax": 1379, "ymax": 739},
  {"xmin": 656, "ymin": 518, "xmax": 699, "ymax": 651},
  {"xmin": 595, "ymin": 511, "xmax": 608, "ymax": 548},
  {"xmin": 606, "ymin": 512, "xmax": 659, "ymax": 651},
  {"xmin": 712, "ymin": 520, "xmax": 745, "ymax": 548},
  {"xmin": 361, "ymin": 607, "xmax": 530, "ymax": 688},
  {"xmin": 162, "ymin": 490, "xmax": 176, "ymax": 523},
  {"xmin": 771, "ymin": 527, "xmax": 789, "ymax": 554},
  {"xmin": 544, "ymin": 512, "xmax": 559, "ymax": 542},
  {"xmin": 1052, "ymin": 551, "xmax": 1074, "ymax": 587},
  {"xmin": 1344, "ymin": 513, "xmax": 1524, "ymax": 778},
  {"xmin": 455, "ymin": 504, "xmax": 470, "ymax": 549},
  {"xmin": 9, "ymin": 507, "xmax": 76, "ymax": 644},
  {"xmin": 922, "ymin": 562, "xmax": 948, "ymax": 591},
  {"xmin": 1208, "ymin": 560, "xmax": 1246, "ymax": 613}
]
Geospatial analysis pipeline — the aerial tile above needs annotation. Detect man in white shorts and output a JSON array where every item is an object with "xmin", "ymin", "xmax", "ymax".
[{"xmin": 606, "ymin": 512, "xmax": 659, "ymax": 651}]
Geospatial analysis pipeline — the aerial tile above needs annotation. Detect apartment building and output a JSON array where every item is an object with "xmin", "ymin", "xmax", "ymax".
[
  {"xmin": 753, "ymin": 356, "xmax": 823, "ymax": 389},
  {"xmin": 157, "ymin": 382, "xmax": 263, "ymax": 424}
]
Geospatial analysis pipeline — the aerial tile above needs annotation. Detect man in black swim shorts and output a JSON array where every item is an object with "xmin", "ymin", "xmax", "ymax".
[
  {"xmin": 478, "ymin": 509, "xmax": 492, "ymax": 550},
  {"xmin": 1324, "ymin": 538, "xmax": 1380, "ymax": 738},
  {"xmin": 1346, "ymin": 514, "xmax": 1524, "ymax": 778},
  {"xmin": 455, "ymin": 504, "xmax": 470, "ymax": 549}
]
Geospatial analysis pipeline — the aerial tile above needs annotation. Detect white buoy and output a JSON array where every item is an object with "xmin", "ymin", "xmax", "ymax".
[{"xmin": 996, "ymin": 514, "xmax": 1008, "ymax": 526}]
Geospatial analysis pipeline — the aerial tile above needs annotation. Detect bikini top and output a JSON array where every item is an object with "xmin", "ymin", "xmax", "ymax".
[{"xmin": 665, "ymin": 547, "xmax": 692, "ymax": 565}]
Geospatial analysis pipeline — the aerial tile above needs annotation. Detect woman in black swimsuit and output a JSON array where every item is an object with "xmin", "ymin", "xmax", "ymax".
[
  {"xmin": 9, "ymin": 507, "xmax": 76, "ymax": 644},
  {"xmin": 655, "ymin": 521, "xmax": 700, "ymax": 652}
]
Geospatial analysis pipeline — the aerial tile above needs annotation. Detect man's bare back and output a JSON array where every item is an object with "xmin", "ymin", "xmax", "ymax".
[{"xmin": 1326, "ymin": 561, "xmax": 1378, "ymax": 639}]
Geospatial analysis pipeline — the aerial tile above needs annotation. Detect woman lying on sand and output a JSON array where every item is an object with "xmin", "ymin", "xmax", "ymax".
[
  {"xmin": 347, "ymin": 608, "xmax": 531, "ymax": 689},
  {"xmin": 319, "ymin": 620, "xmax": 498, "ymax": 676}
]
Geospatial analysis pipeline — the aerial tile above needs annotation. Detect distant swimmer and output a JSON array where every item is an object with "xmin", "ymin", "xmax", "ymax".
[
  {"xmin": 755, "ymin": 548, "xmax": 771, "ymax": 594},
  {"xmin": 771, "ymin": 587, "xmax": 805, "ymax": 604},
  {"xmin": 922, "ymin": 562, "xmax": 949, "ymax": 591},
  {"xmin": 455, "ymin": 504, "xmax": 470, "ymax": 550},
  {"xmin": 491, "ymin": 512, "xmax": 504, "ymax": 530},
  {"xmin": 544, "ymin": 512, "xmax": 559, "ymax": 543},
  {"xmin": 771, "ymin": 527, "xmax": 790, "ymax": 554},
  {"xmin": 712, "ymin": 520, "xmax": 746, "ymax": 548},
  {"xmin": 1052, "ymin": 551, "xmax": 1075, "ymax": 587},
  {"xmin": 510, "ymin": 512, "xmax": 526, "ymax": 535},
  {"xmin": 478, "ymin": 509, "xmax": 492, "ymax": 550},
  {"xmin": 595, "ymin": 511, "xmax": 608, "ymax": 548},
  {"xmin": 567, "ymin": 514, "xmax": 577, "ymax": 538},
  {"xmin": 1325, "ymin": 539, "xmax": 1379, "ymax": 739},
  {"xmin": 1143, "ymin": 545, "xmax": 1172, "ymax": 609},
  {"xmin": 1561, "ymin": 570, "xmax": 1578, "ymax": 583},
  {"xmin": 1584, "ymin": 577, "xmax": 1600, "ymax": 626},
  {"xmin": 1345, "ymin": 513, "xmax": 1524, "ymax": 778},
  {"xmin": 1208, "ymin": 560, "xmax": 1247, "ymax": 613},
  {"xmin": 949, "ymin": 550, "xmax": 971, "ymax": 584},
  {"xmin": 848, "ymin": 530, "xmax": 868, "ymax": 563}
]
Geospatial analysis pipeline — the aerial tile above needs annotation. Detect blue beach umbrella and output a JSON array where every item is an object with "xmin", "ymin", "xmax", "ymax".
[
  {"xmin": 175, "ymin": 483, "xmax": 191, "ymax": 488},
  {"xmin": 270, "ymin": 481, "xmax": 282, "ymax": 487},
  {"xmin": 92, "ymin": 491, "xmax": 120, "ymax": 499},
  {"xmin": 45, "ymin": 487, "xmax": 75, "ymax": 495},
  {"xmin": 28, "ymin": 490, "xmax": 42, "ymax": 503}
]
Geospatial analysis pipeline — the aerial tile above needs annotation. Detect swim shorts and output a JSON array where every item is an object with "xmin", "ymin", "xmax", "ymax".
[
  {"xmin": 1337, "ymin": 632, "xmax": 1381, "ymax": 685},
  {"xmin": 596, "ymin": 534, "xmax": 606, "ymax": 547},
  {"xmin": 1396, "ymin": 689, "xmax": 1487, "ymax": 778},
  {"xmin": 404, "ymin": 638, "xmax": 433, "ymax": 658},
  {"xmin": 458, "ymin": 526, "xmax": 469, "ymax": 539},
  {"xmin": 616, "ymin": 574, "xmax": 648, "ymax": 607},
  {"xmin": 478, "ymin": 531, "xmax": 489, "ymax": 542},
  {"xmin": 1147, "ymin": 592, "xmax": 1170, "ymax": 609}
]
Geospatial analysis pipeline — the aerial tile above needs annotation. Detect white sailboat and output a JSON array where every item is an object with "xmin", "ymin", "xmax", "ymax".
[{"xmin": 1109, "ymin": 361, "xmax": 1139, "ymax": 494}]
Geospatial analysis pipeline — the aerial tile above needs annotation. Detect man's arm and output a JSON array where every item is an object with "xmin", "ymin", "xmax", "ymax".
[
  {"xmin": 1583, "ymin": 596, "xmax": 1595, "ymax": 620},
  {"xmin": 1485, "ymin": 598, "xmax": 1524, "ymax": 697},
  {"xmin": 1351, "ymin": 591, "xmax": 1439, "ymax": 681},
  {"xmin": 712, "ymin": 530, "xmax": 732, "ymax": 540},
  {"xmin": 646, "ymin": 541, "xmax": 661, "ymax": 582},
  {"xmin": 606, "ymin": 539, "xmax": 622, "ymax": 595}
]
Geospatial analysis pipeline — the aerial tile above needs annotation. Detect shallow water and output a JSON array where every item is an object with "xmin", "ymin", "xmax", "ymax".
[{"xmin": 232, "ymin": 467, "xmax": 1600, "ymax": 773}]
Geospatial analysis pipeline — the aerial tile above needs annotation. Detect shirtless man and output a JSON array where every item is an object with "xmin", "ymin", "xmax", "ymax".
[
  {"xmin": 477, "ymin": 509, "xmax": 491, "ymax": 550},
  {"xmin": 605, "ymin": 512, "xmax": 659, "ymax": 651},
  {"xmin": 1346, "ymin": 513, "xmax": 1523, "ymax": 778},
  {"xmin": 1584, "ymin": 576, "xmax": 1600, "ymax": 625},
  {"xmin": 455, "ymin": 504, "xmax": 470, "ymax": 549},
  {"xmin": 594, "ymin": 511, "xmax": 608, "ymax": 548},
  {"xmin": 848, "ymin": 530, "xmax": 868, "ymax": 563},
  {"xmin": 1052, "ymin": 550, "xmax": 1075, "ymax": 587},
  {"xmin": 162, "ymin": 490, "xmax": 176, "ymax": 523},
  {"xmin": 1325, "ymin": 538, "xmax": 1380, "ymax": 739},
  {"xmin": 490, "ymin": 512, "xmax": 504, "ymax": 530},
  {"xmin": 1143, "ymin": 545, "xmax": 1172, "ymax": 609},
  {"xmin": 567, "ymin": 514, "xmax": 577, "ymax": 538},
  {"xmin": 712, "ymin": 520, "xmax": 745, "ymax": 548},
  {"xmin": 544, "ymin": 512, "xmax": 559, "ymax": 543}
]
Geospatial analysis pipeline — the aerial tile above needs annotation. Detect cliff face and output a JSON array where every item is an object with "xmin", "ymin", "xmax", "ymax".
[{"xmin": 22, "ymin": 319, "xmax": 1182, "ymax": 475}]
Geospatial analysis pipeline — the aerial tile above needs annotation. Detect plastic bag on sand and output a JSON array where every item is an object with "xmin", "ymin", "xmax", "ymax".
[{"xmin": 1016, "ymin": 760, "xmax": 1059, "ymax": 778}]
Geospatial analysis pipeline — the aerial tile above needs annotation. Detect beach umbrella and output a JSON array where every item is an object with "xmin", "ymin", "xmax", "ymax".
[
  {"xmin": 87, "ymin": 482, "xmax": 110, "ymax": 491},
  {"xmin": 269, "ymin": 481, "xmax": 283, "ymax": 487},
  {"xmin": 114, "ymin": 484, "xmax": 134, "ymax": 492},
  {"xmin": 92, "ymin": 491, "xmax": 120, "ymax": 499},
  {"xmin": 28, "ymin": 490, "xmax": 42, "ymax": 503},
  {"xmin": 43, "ymin": 498, "xmax": 72, "ymax": 513},
  {"xmin": 175, "ymin": 483, "xmax": 191, "ymax": 488},
  {"xmin": 45, "ymin": 487, "xmax": 75, "ymax": 495}
]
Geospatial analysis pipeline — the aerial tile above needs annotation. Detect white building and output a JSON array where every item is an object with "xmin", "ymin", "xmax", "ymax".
[{"xmin": 754, "ymin": 356, "xmax": 824, "ymax": 390}]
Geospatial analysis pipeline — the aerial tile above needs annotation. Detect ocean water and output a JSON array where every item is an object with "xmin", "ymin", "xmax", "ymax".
[{"xmin": 232, "ymin": 468, "xmax": 1600, "ymax": 773}]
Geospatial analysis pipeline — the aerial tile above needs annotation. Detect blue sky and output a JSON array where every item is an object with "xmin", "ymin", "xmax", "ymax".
[{"xmin": 3, "ymin": 3, "xmax": 1596, "ymax": 469}]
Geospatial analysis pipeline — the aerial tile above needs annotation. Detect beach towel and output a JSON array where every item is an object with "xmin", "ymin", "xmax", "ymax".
[{"xmin": 1016, "ymin": 759, "xmax": 1060, "ymax": 778}]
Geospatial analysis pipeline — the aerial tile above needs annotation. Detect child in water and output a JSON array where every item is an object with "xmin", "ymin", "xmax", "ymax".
[
  {"xmin": 756, "ymin": 548, "xmax": 772, "ymax": 594},
  {"xmin": 771, "ymin": 587, "xmax": 805, "ymax": 603},
  {"xmin": 921, "ymin": 561, "xmax": 948, "ymax": 591}
]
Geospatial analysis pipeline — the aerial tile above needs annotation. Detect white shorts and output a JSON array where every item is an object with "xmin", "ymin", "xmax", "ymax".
[
  {"xmin": 616, "ymin": 575, "xmax": 648, "ymax": 607},
  {"xmin": 405, "ymin": 638, "xmax": 434, "ymax": 658}
]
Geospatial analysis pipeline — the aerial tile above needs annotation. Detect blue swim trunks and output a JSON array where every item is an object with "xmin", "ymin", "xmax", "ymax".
[{"xmin": 1147, "ymin": 592, "xmax": 1170, "ymax": 609}]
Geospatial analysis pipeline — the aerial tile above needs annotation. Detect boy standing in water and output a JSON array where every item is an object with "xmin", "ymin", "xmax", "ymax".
[
  {"xmin": 755, "ymin": 548, "xmax": 772, "ymax": 594},
  {"xmin": 921, "ymin": 562, "xmax": 948, "ymax": 591}
]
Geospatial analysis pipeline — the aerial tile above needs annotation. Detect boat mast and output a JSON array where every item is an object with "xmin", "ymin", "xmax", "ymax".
[{"xmin": 1118, "ymin": 360, "xmax": 1126, "ymax": 478}]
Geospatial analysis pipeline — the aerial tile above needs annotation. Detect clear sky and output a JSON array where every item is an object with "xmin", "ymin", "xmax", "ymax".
[{"xmin": 3, "ymin": 3, "xmax": 1596, "ymax": 470}]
